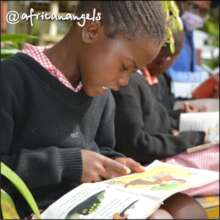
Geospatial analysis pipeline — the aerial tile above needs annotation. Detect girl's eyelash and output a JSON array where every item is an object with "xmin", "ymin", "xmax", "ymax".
[{"xmin": 121, "ymin": 64, "xmax": 137, "ymax": 73}]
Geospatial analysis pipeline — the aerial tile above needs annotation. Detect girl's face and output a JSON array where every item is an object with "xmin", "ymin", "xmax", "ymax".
[
  {"xmin": 78, "ymin": 24, "xmax": 163, "ymax": 97},
  {"xmin": 147, "ymin": 50, "xmax": 179, "ymax": 77}
]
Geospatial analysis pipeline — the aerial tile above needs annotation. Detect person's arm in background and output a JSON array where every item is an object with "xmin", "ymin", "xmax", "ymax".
[
  {"xmin": 95, "ymin": 91, "xmax": 125, "ymax": 159},
  {"xmin": 156, "ymin": 75, "xmax": 180, "ymax": 128},
  {"xmin": 95, "ymin": 91, "xmax": 145, "ymax": 175},
  {"xmin": 113, "ymin": 76, "xmax": 205, "ymax": 164}
]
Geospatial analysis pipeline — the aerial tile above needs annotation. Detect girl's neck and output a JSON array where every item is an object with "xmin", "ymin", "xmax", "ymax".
[{"xmin": 44, "ymin": 32, "xmax": 80, "ymax": 87}]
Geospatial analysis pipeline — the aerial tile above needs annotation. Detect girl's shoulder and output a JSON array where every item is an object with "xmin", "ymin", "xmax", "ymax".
[{"xmin": 1, "ymin": 53, "xmax": 28, "ymax": 79}]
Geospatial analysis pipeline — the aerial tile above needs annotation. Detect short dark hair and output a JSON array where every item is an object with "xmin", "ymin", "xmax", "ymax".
[
  {"xmin": 211, "ymin": 0, "xmax": 219, "ymax": 8},
  {"xmin": 76, "ymin": 1, "xmax": 166, "ymax": 42}
]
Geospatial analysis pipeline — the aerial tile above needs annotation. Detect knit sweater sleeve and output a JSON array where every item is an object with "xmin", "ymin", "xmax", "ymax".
[
  {"xmin": 0, "ymin": 61, "xmax": 82, "ymax": 190},
  {"xmin": 95, "ymin": 91, "xmax": 124, "ymax": 159},
  {"xmin": 113, "ymin": 75, "xmax": 205, "ymax": 164}
]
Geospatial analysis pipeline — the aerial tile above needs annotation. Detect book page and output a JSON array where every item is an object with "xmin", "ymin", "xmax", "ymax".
[
  {"xmin": 174, "ymin": 98, "xmax": 219, "ymax": 112},
  {"xmin": 179, "ymin": 112, "xmax": 219, "ymax": 143},
  {"xmin": 103, "ymin": 160, "xmax": 219, "ymax": 202},
  {"xmin": 41, "ymin": 161, "xmax": 219, "ymax": 219},
  {"xmin": 41, "ymin": 183, "xmax": 160, "ymax": 219}
]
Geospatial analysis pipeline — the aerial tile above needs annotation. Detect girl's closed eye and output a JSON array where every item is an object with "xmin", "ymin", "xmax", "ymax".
[
  {"xmin": 121, "ymin": 64, "xmax": 137, "ymax": 74},
  {"xmin": 121, "ymin": 64, "xmax": 129, "ymax": 72}
]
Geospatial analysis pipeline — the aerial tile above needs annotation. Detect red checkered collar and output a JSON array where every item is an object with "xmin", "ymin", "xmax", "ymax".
[
  {"xmin": 141, "ymin": 67, "xmax": 158, "ymax": 86},
  {"xmin": 22, "ymin": 43, "xmax": 82, "ymax": 92}
]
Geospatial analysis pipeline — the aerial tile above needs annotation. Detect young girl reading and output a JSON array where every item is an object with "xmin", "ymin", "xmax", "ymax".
[
  {"xmin": 0, "ymin": 1, "xmax": 206, "ymax": 219},
  {"xmin": 113, "ymin": 30, "xmax": 219, "ymax": 198},
  {"xmin": 113, "ymin": 31, "xmax": 206, "ymax": 164}
]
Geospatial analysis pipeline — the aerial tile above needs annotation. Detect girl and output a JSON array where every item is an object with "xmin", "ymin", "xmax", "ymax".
[
  {"xmin": 113, "ymin": 30, "xmax": 218, "ymax": 199},
  {"xmin": 0, "ymin": 1, "xmax": 206, "ymax": 219},
  {"xmin": 113, "ymin": 31, "xmax": 206, "ymax": 164}
]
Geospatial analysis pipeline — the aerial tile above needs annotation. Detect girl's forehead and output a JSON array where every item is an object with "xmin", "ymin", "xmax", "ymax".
[{"xmin": 101, "ymin": 33, "xmax": 162, "ymax": 68}]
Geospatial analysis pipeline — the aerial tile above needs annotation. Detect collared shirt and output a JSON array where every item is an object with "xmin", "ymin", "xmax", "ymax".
[
  {"xmin": 140, "ymin": 68, "xmax": 159, "ymax": 86},
  {"xmin": 22, "ymin": 43, "xmax": 82, "ymax": 92}
]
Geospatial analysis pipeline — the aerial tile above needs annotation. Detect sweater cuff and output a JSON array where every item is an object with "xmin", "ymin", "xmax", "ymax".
[
  {"xmin": 100, "ymin": 148, "xmax": 125, "ymax": 159},
  {"xmin": 60, "ymin": 148, "xmax": 82, "ymax": 184},
  {"xmin": 191, "ymin": 131, "xmax": 206, "ymax": 145},
  {"xmin": 180, "ymin": 131, "xmax": 205, "ymax": 148}
]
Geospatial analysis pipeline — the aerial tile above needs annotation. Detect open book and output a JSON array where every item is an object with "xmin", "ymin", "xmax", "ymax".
[
  {"xmin": 179, "ymin": 112, "xmax": 219, "ymax": 143},
  {"xmin": 41, "ymin": 160, "xmax": 219, "ymax": 219}
]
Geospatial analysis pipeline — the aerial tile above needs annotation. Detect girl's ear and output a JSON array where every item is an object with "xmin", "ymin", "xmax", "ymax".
[
  {"xmin": 164, "ymin": 56, "xmax": 172, "ymax": 62},
  {"xmin": 158, "ymin": 56, "xmax": 172, "ymax": 67},
  {"xmin": 81, "ymin": 22, "xmax": 101, "ymax": 44}
]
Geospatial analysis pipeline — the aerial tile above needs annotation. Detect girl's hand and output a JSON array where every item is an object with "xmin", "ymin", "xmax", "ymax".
[
  {"xmin": 114, "ymin": 157, "xmax": 145, "ymax": 175},
  {"xmin": 171, "ymin": 129, "xmax": 180, "ymax": 136},
  {"xmin": 81, "ymin": 150, "xmax": 129, "ymax": 182},
  {"xmin": 182, "ymin": 102, "xmax": 206, "ymax": 113}
]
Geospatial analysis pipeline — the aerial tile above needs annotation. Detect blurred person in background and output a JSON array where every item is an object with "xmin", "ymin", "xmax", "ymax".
[{"xmin": 166, "ymin": 1, "xmax": 212, "ymax": 98}]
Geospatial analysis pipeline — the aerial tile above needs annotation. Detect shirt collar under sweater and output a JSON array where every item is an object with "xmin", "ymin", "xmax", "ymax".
[{"xmin": 142, "ymin": 67, "xmax": 158, "ymax": 86}]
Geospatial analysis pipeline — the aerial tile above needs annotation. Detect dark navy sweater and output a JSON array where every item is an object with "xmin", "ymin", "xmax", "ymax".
[
  {"xmin": 0, "ymin": 53, "xmax": 123, "ymax": 216},
  {"xmin": 113, "ymin": 73, "xmax": 205, "ymax": 164}
]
